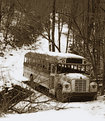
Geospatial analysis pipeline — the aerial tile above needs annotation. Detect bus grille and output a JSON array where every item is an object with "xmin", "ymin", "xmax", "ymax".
[{"xmin": 75, "ymin": 80, "xmax": 86, "ymax": 92}]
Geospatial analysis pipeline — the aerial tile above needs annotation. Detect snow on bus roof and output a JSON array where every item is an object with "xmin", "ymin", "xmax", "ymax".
[
  {"xmin": 25, "ymin": 50, "xmax": 84, "ymax": 59},
  {"xmin": 46, "ymin": 51, "xmax": 84, "ymax": 59}
]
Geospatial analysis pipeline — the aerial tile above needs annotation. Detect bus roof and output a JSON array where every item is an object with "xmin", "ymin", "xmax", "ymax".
[
  {"xmin": 46, "ymin": 51, "xmax": 84, "ymax": 59},
  {"xmin": 25, "ymin": 51, "xmax": 84, "ymax": 59}
]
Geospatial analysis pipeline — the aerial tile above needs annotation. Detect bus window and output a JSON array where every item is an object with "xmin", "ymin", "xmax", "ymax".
[
  {"xmin": 81, "ymin": 66, "xmax": 85, "ymax": 71},
  {"xmin": 57, "ymin": 64, "xmax": 62, "ymax": 73},
  {"xmin": 57, "ymin": 63, "xmax": 89, "ymax": 74},
  {"xmin": 74, "ymin": 65, "xmax": 77, "ymax": 70},
  {"xmin": 71, "ymin": 65, "xmax": 74, "ymax": 69},
  {"xmin": 51, "ymin": 64, "xmax": 56, "ymax": 74},
  {"xmin": 66, "ymin": 58, "xmax": 82, "ymax": 64}
]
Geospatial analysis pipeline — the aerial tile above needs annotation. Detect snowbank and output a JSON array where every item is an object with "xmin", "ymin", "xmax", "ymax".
[{"xmin": 0, "ymin": 108, "xmax": 105, "ymax": 121}]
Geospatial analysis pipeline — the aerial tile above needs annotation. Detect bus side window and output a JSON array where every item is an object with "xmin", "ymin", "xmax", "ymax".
[
  {"xmin": 51, "ymin": 64, "xmax": 56, "ymax": 74},
  {"xmin": 71, "ymin": 65, "xmax": 74, "ymax": 69},
  {"xmin": 57, "ymin": 64, "xmax": 62, "ymax": 73}
]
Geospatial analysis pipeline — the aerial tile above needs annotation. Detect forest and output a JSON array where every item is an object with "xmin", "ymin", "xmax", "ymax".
[{"xmin": 0, "ymin": 0, "xmax": 105, "ymax": 95}]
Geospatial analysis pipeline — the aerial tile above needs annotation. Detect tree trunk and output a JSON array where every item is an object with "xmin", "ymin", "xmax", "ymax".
[
  {"xmin": 52, "ymin": 0, "xmax": 56, "ymax": 52},
  {"xmin": 66, "ymin": 18, "xmax": 71, "ymax": 53},
  {"xmin": 0, "ymin": 0, "xmax": 2, "ymax": 32},
  {"xmin": 58, "ymin": 13, "xmax": 63, "ymax": 52},
  {"xmin": 48, "ymin": 15, "xmax": 52, "ymax": 51},
  {"xmin": 58, "ymin": 13, "xmax": 61, "ymax": 52}
]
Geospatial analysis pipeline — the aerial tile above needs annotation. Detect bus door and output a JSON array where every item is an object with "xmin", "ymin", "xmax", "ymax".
[
  {"xmin": 49, "ymin": 64, "xmax": 57, "ymax": 91},
  {"xmin": 49, "ymin": 76, "xmax": 54, "ymax": 89}
]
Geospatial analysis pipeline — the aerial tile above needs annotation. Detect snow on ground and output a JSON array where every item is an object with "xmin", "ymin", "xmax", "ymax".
[
  {"xmin": 0, "ymin": 48, "xmax": 30, "ymax": 92},
  {"xmin": 0, "ymin": 102, "xmax": 105, "ymax": 121},
  {"xmin": 0, "ymin": 48, "xmax": 105, "ymax": 121}
]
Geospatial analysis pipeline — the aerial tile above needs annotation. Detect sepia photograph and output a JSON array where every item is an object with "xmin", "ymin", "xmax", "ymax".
[{"xmin": 0, "ymin": 0, "xmax": 105, "ymax": 121}]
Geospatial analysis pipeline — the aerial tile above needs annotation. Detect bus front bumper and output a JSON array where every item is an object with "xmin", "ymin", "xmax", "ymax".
[{"xmin": 63, "ymin": 92, "xmax": 97, "ymax": 101}]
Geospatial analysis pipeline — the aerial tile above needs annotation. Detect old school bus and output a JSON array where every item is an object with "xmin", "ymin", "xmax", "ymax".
[{"xmin": 23, "ymin": 51, "xmax": 97, "ymax": 102}]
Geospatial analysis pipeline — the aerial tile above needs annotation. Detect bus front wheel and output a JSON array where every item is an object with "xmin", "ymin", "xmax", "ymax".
[
  {"xmin": 56, "ymin": 85, "xmax": 68, "ymax": 102},
  {"xmin": 92, "ymin": 94, "xmax": 97, "ymax": 100}
]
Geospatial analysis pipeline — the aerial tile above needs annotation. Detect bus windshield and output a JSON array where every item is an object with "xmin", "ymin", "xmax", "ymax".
[{"xmin": 57, "ymin": 63, "xmax": 90, "ymax": 74}]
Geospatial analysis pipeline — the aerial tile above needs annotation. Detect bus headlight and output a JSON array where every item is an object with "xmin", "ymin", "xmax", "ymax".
[
  {"xmin": 62, "ymin": 83, "xmax": 71, "ymax": 93},
  {"xmin": 90, "ymin": 82, "xmax": 97, "ymax": 92},
  {"xmin": 65, "ymin": 84, "xmax": 69, "ymax": 89}
]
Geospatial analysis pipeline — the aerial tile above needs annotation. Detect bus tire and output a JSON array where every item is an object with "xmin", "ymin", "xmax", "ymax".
[
  {"xmin": 93, "ymin": 94, "xmax": 97, "ymax": 100},
  {"xmin": 56, "ymin": 84, "xmax": 63, "ymax": 102},
  {"xmin": 56, "ymin": 84, "xmax": 68, "ymax": 102}
]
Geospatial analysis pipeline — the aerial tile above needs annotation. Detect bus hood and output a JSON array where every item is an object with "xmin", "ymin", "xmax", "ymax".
[{"xmin": 65, "ymin": 73, "xmax": 89, "ymax": 80}]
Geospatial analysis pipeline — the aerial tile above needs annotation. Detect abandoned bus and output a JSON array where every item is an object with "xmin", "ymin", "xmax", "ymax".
[{"xmin": 23, "ymin": 51, "xmax": 97, "ymax": 102}]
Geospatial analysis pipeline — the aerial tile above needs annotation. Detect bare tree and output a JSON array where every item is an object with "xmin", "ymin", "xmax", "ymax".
[
  {"xmin": 52, "ymin": 0, "xmax": 56, "ymax": 52},
  {"xmin": 0, "ymin": 0, "xmax": 2, "ymax": 32}
]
